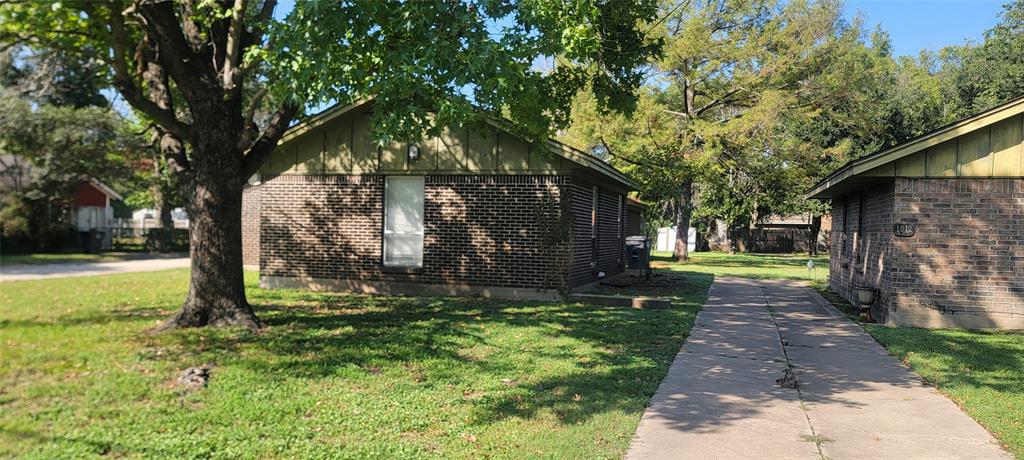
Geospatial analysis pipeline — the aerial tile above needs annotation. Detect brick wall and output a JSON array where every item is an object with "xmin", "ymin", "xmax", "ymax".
[
  {"xmin": 259, "ymin": 174, "xmax": 573, "ymax": 292},
  {"xmin": 830, "ymin": 178, "xmax": 1024, "ymax": 329},
  {"xmin": 241, "ymin": 185, "xmax": 261, "ymax": 267},
  {"xmin": 888, "ymin": 178, "xmax": 1024, "ymax": 328},
  {"xmin": 829, "ymin": 182, "xmax": 895, "ymax": 321}
]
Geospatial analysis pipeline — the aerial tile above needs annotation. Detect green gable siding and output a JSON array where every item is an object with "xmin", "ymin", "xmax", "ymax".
[
  {"xmin": 926, "ymin": 139, "xmax": 958, "ymax": 177},
  {"xmin": 809, "ymin": 97, "xmax": 1024, "ymax": 199},
  {"xmin": 895, "ymin": 151, "xmax": 926, "ymax": 176},
  {"xmin": 264, "ymin": 108, "xmax": 573, "ymax": 176},
  {"xmin": 958, "ymin": 128, "xmax": 992, "ymax": 176},
  {"xmin": 991, "ymin": 114, "xmax": 1022, "ymax": 176}
]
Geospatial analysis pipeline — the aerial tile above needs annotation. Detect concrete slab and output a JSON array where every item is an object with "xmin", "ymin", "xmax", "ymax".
[
  {"xmin": 0, "ymin": 256, "xmax": 190, "ymax": 282},
  {"xmin": 568, "ymin": 293, "xmax": 673, "ymax": 309},
  {"xmin": 628, "ymin": 352, "xmax": 815, "ymax": 460},
  {"xmin": 626, "ymin": 276, "xmax": 1012, "ymax": 460}
]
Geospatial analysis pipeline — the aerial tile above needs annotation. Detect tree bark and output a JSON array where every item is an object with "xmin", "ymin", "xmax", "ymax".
[
  {"xmin": 112, "ymin": 0, "xmax": 294, "ymax": 331},
  {"xmin": 156, "ymin": 105, "xmax": 260, "ymax": 331},
  {"xmin": 157, "ymin": 189, "xmax": 173, "ymax": 229},
  {"xmin": 673, "ymin": 179, "xmax": 694, "ymax": 262},
  {"xmin": 807, "ymin": 214, "xmax": 822, "ymax": 256}
]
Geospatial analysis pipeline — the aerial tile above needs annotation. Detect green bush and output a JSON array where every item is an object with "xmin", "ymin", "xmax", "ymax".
[{"xmin": 144, "ymin": 228, "xmax": 188, "ymax": 253}]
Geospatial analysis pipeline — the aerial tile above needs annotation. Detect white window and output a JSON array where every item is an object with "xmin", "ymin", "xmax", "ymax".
[{"xmin": 384, "ymin": 176, "xmax": 424, "ymax": 267}]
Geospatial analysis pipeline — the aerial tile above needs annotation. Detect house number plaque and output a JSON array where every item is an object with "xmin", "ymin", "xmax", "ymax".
[{"xmin": 893, "ymin": 223, "xmax": 915, "ymax": 237}]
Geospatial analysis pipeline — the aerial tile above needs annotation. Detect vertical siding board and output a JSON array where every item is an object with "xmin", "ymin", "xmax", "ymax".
[
  {"xmin": 957, "ymin": 127, "xmax": 992, "ymax": 176},
  {"xmin": 435, "ymin": 126, "xmax": 465, "ymax": 171},
  {"xmin": 323, "ymin": 115, "xmax": 353, "ymax": 172},
  {"xmin": 498, "ymin": 132, "xmax": 530, "ymax": 172},
  {"xmin": 927, "ymin": 139, "xmax": 958, "ymax": 177},
  {"xmin": 352, "ymin": 112, "xmax": 377, "ymax": 173},
  {"xmin": 992, "ymin": 114, "xmax": 1022, "ymax": 176}
]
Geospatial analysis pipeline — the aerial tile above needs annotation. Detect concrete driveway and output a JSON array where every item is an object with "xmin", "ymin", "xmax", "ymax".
[
  {"xmin": 626, "ymin": 277, "xmax": 1010, "ymax": 460},
  {"xmin": 0, "ymin": 255, "xmax": 190, "ymax": 282}
]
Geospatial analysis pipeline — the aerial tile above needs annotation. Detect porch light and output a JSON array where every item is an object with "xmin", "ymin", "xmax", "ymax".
[{"xmin": 408, "ymin": 144, "xmax": 420, "ymax": 162}]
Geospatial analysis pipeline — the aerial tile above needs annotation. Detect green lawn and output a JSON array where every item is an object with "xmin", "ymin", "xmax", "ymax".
[
  {"xmin": 0, "ymin": 269, "xmax": 710, "ymax": 459},
  {"xmin": 652, "ymin": 250, "xmax": 829, "ymax": 282}
]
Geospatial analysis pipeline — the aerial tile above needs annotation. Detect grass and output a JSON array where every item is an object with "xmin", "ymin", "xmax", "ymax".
[
  {"xmin": 0, "ymin": 269, "xmax": 711, "ymax": 459},
  {"xmin": 652, "ymin": 250, "xmax": 829, "ymax": 282},
  {"xmin": 0, "ymin": 252, "xmax": 145, "ymax": 266}
]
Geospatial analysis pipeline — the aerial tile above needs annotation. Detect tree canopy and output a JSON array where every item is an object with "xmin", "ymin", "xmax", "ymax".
[{"xmin": 561, "ymin": 0, "xmax": 1024, "ymax": 256}]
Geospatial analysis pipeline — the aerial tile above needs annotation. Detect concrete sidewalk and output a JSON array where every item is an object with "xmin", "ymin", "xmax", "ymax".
[
  {"xmin": 0, "ymin": 256, "xmax": 190, "ymax": 282},
  {"xmin": 626, "ymin": 277, "xmax": 1010, "ymax": 460}
]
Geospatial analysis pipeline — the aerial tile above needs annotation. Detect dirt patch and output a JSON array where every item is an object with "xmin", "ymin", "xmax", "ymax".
[{"xmin": 599, "ymin": 271, "xmax": 690, "ymax": 289}]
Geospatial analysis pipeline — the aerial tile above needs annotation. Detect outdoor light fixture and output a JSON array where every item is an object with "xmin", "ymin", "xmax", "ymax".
[{"xmin": 408, "ymin": 144, "xmax": 420, "ymax": 162}]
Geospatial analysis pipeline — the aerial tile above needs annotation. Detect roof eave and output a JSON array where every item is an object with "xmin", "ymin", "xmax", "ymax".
[
  {"xmin": 89, "ymin": 179, "xmax": 124, "ymax": 201},
  {"xmin": 806, "ymin": 95, "xmax": 1024, "ymax": 200}
]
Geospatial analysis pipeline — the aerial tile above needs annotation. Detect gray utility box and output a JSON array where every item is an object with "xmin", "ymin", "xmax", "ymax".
[{"xmin": 625, "ymin": 235, "xmax": 650, "ymax": 270}]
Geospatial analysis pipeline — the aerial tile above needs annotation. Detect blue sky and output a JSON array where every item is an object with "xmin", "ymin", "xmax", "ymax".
[
  {"xmin": 275, "ymin": 0, "xmax": 1005, "ymax": 57},
  {"xmin": 844, "ymin": 0, "xmax": 1005, "ymax": 56}
]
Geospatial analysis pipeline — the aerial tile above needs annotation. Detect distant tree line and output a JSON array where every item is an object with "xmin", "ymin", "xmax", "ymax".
[{"xmin": 560, "ymin": 0, "xmax": 1024, "ymax": 258}]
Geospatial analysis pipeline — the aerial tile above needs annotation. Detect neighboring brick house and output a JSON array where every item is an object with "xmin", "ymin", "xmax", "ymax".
[
  {"xmin": 809, "ymin": 96, "xmax": 1024, "ymax": 329},
  {"xmin": 247, "ymin": 100, "xmax": 633, "ymax": 300},
  {"xmin": 241, "ymin": 184, "xmax": 261, "ymax": 267}
]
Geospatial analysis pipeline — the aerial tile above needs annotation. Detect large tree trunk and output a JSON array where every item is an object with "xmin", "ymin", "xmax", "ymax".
[
  {"xmin": 157, "ymin": 194, "xmax": 174, "ymax": 229},
  {"xmin": 807, "ymin": 214, "xmax": 822, "ymax": 256},
  {"xmin": 109, "ymin": 0, "xmax": 295, "ymax": 331},
  {"xmin": 156, "ymin": 118, "xmax": 260, "ymax": 331},
  {"xmin": 673, "ymin": 179, "xmax": 694, "ymax": 262}
]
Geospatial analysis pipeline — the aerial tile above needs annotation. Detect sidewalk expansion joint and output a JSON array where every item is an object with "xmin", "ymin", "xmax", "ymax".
[{"xmin": 762, "ymin": 285, "xmax": 830, "ymax": 460}]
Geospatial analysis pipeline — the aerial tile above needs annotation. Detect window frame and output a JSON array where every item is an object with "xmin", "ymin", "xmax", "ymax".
[
  {"xmin": 591, "ymin": 186, "xmax": 599, "ymax": 268},
  {"xmin": 857, "ymin": 192, "xmax": 865, "ymax": 235},
  {"xmin": 617, "ymin": 194, "xmax": 623, "ymax": 262},
  {"xmin": 842, "ymin": 197, "xmax": 849, "ymax": 234},
  {"xmin": 382, "ymin": 176, "xmax": 425, "ymax": 269}
]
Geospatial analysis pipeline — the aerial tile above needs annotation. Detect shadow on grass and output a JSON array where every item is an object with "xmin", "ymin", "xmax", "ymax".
[
  {"xmin": 462, "ymin": 271, "xmax": 712, "ymax": 426},
  {"xmin": 652, "ymin": 253, "xmax": 826, "ymax": 269},
  {"xmin": 135, "ymin": 271, "xmax": 714, "ymax": 427},
  {"xmin": 866, "ymin": 326, "xmax": 1024, "ymax": 394}
]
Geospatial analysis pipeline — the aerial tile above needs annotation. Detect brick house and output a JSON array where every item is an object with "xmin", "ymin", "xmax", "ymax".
[
  {"xmin": 809, "ymin": 96, "xmax": 1024, "ymax": 329},
  {"xmin": 244, "ymin": 100, "xmax": 634, "ymax": 300}
]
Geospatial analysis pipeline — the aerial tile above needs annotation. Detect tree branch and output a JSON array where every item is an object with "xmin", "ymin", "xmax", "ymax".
[
  {"xmin": 599, "ymin": 136, "xmax": 671, "ymax": 170},
  {"xmin": 135, "ymin": 0, "xmax": 217, "ymax": 100},
  {"xmin": 238, "ymin": 85, "xmax": 268, "ymax": 150},
  {"xmin": 141, "ymin": 35, "xmax": 191, "ymax": 173},
  {"xmin": 235, "ymin": 0, "xmax": 278, "ymax": 82},
  {"xmin": 220, "ymin": 0, "xmax": 247, "ymax": 90},
  {"xmin": 239, "ymin": 103, "xmax": 298, "ymax": 179},
  {"xmin": 695, "ymin": 87, "xmax": 743, "ymax": 117},
  {"xmin": 108, "ymin": 4, "xmax": 193, "ymax": 140}
]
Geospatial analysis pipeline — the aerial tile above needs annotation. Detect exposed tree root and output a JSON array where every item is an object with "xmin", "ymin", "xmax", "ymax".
[{"xmin": 152, "ymin": 300, "xmax": 263, "ymax": 333}]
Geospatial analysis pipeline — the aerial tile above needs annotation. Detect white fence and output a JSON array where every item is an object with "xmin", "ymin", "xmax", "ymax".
[
  {"xmin": 655, "ymin": 226, "xmax": 697, "ymax": 253},
  {"xmin": 111, "ymin": 217, "xmax": 188, "ymax": 237}
]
